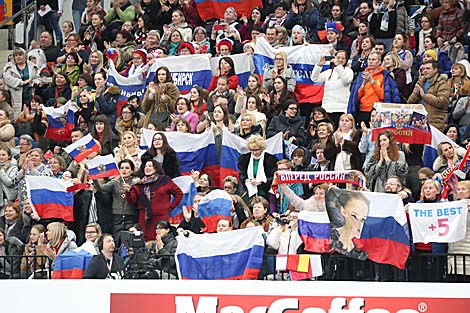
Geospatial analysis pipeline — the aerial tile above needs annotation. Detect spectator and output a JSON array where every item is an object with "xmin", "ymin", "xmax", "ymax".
[
  {"xmin": 146, "ymin": 220, "xmax": 178, "ymax": 278},
  {"xmin": 407, "ymin": 61, "xmax": 450, "ymax": 132},
  {"xmin": 264, "ymin": 3, "xmax": 289, "ymax": 28},
  {"xmin": 284, "ymin": 0, "xmax": 323, "ymax": 43},
  {"xmin": 170, "ymin": 97, "xmax": 199, "ymax": 133},
  {"xmin": 114, "ymin": 131, "xmax": 144, "ymax": 169},
  {"xmin": 332, "ymin": 114, "xmax": 362, "ymax": 171},
  {"xmin": 436, "ymin": 0, "xmax": 464, "ymax": 44},
  {"xmin": 348, "ymin": 51, "xmax": 401, "ymax": 125},
  {"xmin": 140, "ymin": 132, "xmax": 181, "ymax": 178},
  {"xmin": 0, "ymin": 111, "xmax": 15, "ymax": 151},
  {"xmin": 3, "ymin": 48, "xmax": 40, "ymax": 119},
  {"xmin": 240, "ymin": 196, "xmax": 272, "ymax": 232},
  {"xmin": 124, "ymin": 159, "xmax": 183, "ymax": 241},
  {"xmin": 267, "ymin": 100, "xmax": 307, "ymax": 146},
  {"xmin": 104, "ymin": 0, "xmax": 136, "ymax": 41},
  {"xmin": 36, "ymin": 222, "xmax": 77, "ymax": 263},
  {"xmin": 192, "ymin": 26, "xmax": 211, "ymax": 54},
  {"xmin": 351, "ymin": 35, "xmax": 375, "ymax": 74},
  {"xmin": 115, "ymin": 105, "xmax": 144, "ymax": 137},
  {"xmin": 263, "ymin": 51, "xmax": 296, "ymax": 93},
  {"xmin": 0, "ymin": 90, "xmax": 14, "ymax": 123},
  {"xmin": 208, "ymin": 56, "xmax": 238, "ymax": 92},
  {"xmin": 234, "ymin": 94, "xmax": 267, "ymax": 132},
  {"xmin": 267, "ymin": 76, "xmax": 297, "ymax": 120},
  {"xmin": 20, "ymin": 224, "xmax": 47, "ymax": 278},
  {"xmin": 189, "ymin": 85, "xmax": 208, "ymax": 119},
  {"xmin": 28, "ymin": 0, "xmax": 63, "ymax": 47},
  {"xmin": 365, "ymin": 130, "xmax": 408, "ymax": 192},
  {"xmin": 415, "ymin": 15, "xmax": 435, "ymax": 56}
]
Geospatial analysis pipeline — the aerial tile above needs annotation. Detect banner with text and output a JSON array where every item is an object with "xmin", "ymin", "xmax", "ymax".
[
  {"xmin": 372, "ymin": 103, "xmax": 431, "ymax": 144},
  {"xmin": 408, "ymin": 200, "xmax": 468, "ymax": 243}
]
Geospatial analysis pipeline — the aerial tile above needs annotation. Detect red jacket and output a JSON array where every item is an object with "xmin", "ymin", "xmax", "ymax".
[{"xmin": 208, "ymin": 74, "xmax": 239, "ymax": 92}]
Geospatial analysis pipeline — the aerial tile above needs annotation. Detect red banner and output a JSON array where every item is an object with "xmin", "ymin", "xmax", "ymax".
[
  {"xmin": 371, "ymin": 127, "xmax": 432, "ymax": 144},
  {"xmin": 111, "ymin": 293, "xmax": 470, "ymax": 313}
]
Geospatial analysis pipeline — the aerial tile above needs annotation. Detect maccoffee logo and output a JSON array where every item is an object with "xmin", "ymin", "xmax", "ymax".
[{"xmin": 175, "ymin": 296, "xmax": 420, "ymax": 313}]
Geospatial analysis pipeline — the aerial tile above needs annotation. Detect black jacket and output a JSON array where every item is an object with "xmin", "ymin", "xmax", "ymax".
[
  {"xmin": 238, "ymin": 152, "xmax": 278, "ymax": 199},
  {"xmin": 83, "ymin": 252, "xmax": 124, "ymax": 279},
  {"xmin": 140, "ymin": 149, "xmax": 181, "ymax": 178},
  {"xmin": 267, "ymin": 111, "xmax": 307, "ymax": 146}
]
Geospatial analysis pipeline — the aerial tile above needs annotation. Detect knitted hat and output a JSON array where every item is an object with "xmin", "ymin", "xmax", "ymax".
[
  {"xmin": 325, "ymin": 21, "xmax": 344, "ymax": 34},
  {"xmin": 132, "ymin": 49, "xmax": 148, "ymax": 63},
  {"xmin": 217, "ymin": 38, "xmax": 234, "ymax": 53},
  {"xmin": 424, "ymin": 49, "xmax": 437, "ymax": 61},
  {"xmin": 178, "ymin": 41, "xmax": 195, "ymax": 54},
  {"xmin": 292, "ymin": 25, "xmax": 306, "ymax": 37}
]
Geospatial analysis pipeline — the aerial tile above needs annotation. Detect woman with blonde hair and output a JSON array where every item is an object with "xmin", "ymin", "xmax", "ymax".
[
  {"xmin": 263, "ymin": 51, "xmax": 296, "ymax": 92},
  {"xmin": 332, "ymin": 114, "xmax": 362, "ymax": 171},
  {"xmin": 382, "ymin": 52, "xmax": 409, "ymax": 101},
  {"xmin": 20, "ymin": 224, "xmax": 47, "ymax": 277},
  {"xmin": 238, "ymin": 135, "xmax": 278, "ymax": 200},
  {"xmin": 114, "ymin": 131, "xmax": 144, "ymax": 169},
  {"xmin": 36, "ymin": 222, "xmax": 77, "ymax": 262},
  {"xmin": 365, "ymin": 130, "xmax": 409, "ymax": 192}
]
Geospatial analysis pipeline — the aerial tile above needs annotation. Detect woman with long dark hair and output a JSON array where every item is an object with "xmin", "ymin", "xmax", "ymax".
[
  {"xmin": 94, "ymin": 71, "xmax": 121, "ymax": 132},
  {"xmin": 207, "ymin": 56, "xmax": 238, "ymax": 92},
  {"xmin": 365, "ymin": 130, "xmax": 408, "ymax": 192},
  {"xmin": 125, "ymin": 160, "xmax": 183, "ymax": 241},
  {"xmin": 140, "ymin": 132, "xmax": 181, "ymax": 178},
  {"xmin": 267, "ymin": 76, "xmax": 297, "ymax": 121},
  {"xmin": 89, "ymin": 114, "xmax": 119, "ymax": 156},
  {"xmin": 142, "ymin": 66, "xmax": 180, "ymax": 128},
  {"xmin": 189, "ymin": 85, "xmax": 208, "ymax": 119}
]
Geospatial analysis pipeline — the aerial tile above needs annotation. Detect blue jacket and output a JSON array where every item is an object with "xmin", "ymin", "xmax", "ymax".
[
  {"xmin": 284, "ymin": 8, "xmax": 323, "ymax": 42},
  {"xmin": 347, "ymin": 68, "xmax": 401, "ymax": 114}
]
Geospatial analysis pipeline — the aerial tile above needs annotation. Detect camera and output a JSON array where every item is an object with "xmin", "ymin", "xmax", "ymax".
[
  {"xmin": 120, "ymin": 231, "xmax": 145, "ymax": 250},
  {"xmin": 324, "ymin": 55, "xmax": 334, "ymax": 61},
  {"xmin": 275, "ymin": 217, "xmax": 290, "ymax": 225}
]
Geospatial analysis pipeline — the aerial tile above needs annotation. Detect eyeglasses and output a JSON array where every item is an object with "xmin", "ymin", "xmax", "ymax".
[
  {"xmin": 86, "ymin": 231, "xmax": 97, "ymax": 234},
  {"xmin": 153, "ymin": 138, "xmax": 163, "ymax": 142},
  {"xmin": 297, "ymin": 3, "xmax": 306, "ymax": 6},
  {"xmin": 250, "ymin": 148, "xmax": 261, "ymax": 152},
  {"xmin": 241, "ymin": 118, "xmax": 252, "ymax": 122},
  {"xmin": 274, "ymin": 57, "xmax": 283, "ymax": 61}
]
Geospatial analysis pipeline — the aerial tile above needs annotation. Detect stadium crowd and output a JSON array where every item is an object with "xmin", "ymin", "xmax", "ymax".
[{"xmin": 0, "ymin": 0, "xmax": 470, "ymax": 280}]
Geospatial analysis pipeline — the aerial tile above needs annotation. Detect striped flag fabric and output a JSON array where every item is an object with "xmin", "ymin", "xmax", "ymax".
[
  {"xmin": 194, "ymin": 0, "xmax": 262, "ymax": 21},
  {"xmin": 220, "ymin": 128, "xmax": 283, "ymax": 186},
  {"xmin": 148, "ymin": 54, "xmax": 212, "ymax": 94},
  {"xmin": 210, "ymin": 53, "xmax": 252, "ymax": 88},
  {"xmin": 43, "ymin": 101, "xmax": 77, "ymax": 141},
  {"xmin": 52, "ymin": 250, "xmax": 94, "ymax": 279},
  {"xmin": 63, "ymin": 134, "xmax": 100, "ymax": 163},
  {"xmin": 85, "ymin": 154, "xmax": 120, "ymax": 180},
  {"xmin": 253, "ymin": 37, "xmax": 331, "ymax": 103},
  {"xmin": 170, "ymin": 176, "xmax": 198, "ymax": 225},
  {"xmin": 176, "ymin": 226, "xmax": 265, "ymax": 280},
  {"xmin": 141, "ymin": 129, "xmax": 220, "ymax": 185},
  {"xmin": 197, "ymin": 189, "xmax": 232, "ymax": 233},
  {"xmin": 297, "ymin": 211, "xmax": 331, "ymax": 253},
  {"xmin": 276, "ymin": 254, "xmax": 323, "ymax": 280},
  {"xmin": 423, "ymin": 125, "xmax": 460, "ymax": 168},
  {"xmin": 25, "ymin": 176, "xmax": 74, "ymax": 222}
]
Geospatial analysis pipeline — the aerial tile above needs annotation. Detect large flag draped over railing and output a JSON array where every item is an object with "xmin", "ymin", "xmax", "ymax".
[
  {"xmin": 281, "ymin": 183, "xmax": 410, "ymax": 269},
  {"xmin": 25, "ymin": 176, "xmax": 74, "ymax": 222},
  {"xmin": 147, "ymin": 54, "xmax": 212, "ymax": 94},
  {"xmin": 194, "ymin": 0, "xmax": 262, "ymax": 21},
  {"xmin": 253, "ymin": 37, "xmax": 331, "ymax": 104},
  {"xmin": 176, "ymin": 226, "xmax": 265, "ymax": 280},
  {"xmin": 371, "ymin": 103, "xmax": 431, "ymax": 144}
]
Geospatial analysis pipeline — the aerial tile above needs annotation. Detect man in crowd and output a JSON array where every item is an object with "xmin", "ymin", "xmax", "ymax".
[{"xmin": 83, "ymin": 234, "xmax": 124, "ymax": 279}]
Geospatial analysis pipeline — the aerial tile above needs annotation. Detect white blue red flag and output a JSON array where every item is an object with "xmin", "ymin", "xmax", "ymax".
[
  {"xmin": 423, "ymin": 125, "xmax": 460, "ymax": 168},
  {"xmin": 148, "ymin": 54, "xmax": 212, "ymax": 94},
  {"xmin": 220, "ymin": 128, "xmax": 283, "ymax": 186},
  {"xmin": 197, "ymin": 189, "xmax": 232, "ymax": 232},
  {"xmin": 63, "ymin": 134, "xmax": 100, "ymax": 163},
  {"xmin": 26, "ymin": 176, "xmax": 74, "ymax": 222},
  {"xmin": 43, "ymin": 101, "xmax": 77, "ymax": 141},
  {"xmin": 85, "ymin": 154, "xmax": 120, "ymax": 180},
  {"xmin": 210, "ymin": 53, "xmax": 253, "ymax": 88},
  {"xmin": 170, "ymin": 176, "xmax": 198, "ymax": 225},
  {"xmin": 253, "ymin": 37, "xmax": 331, "ymax": 103},
  {"xmin": 176, "ymin": 226, "xmax": 265, "ymax": 280}
]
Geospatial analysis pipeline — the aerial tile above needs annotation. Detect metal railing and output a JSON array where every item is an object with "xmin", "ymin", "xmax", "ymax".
[
  {"xmin": 0, "ymin": 254, "xmax": 52, "ymax": 279},
  {"xmin": 0, "ymin": 0, "xmax": 37, "ymax": 48},
  {"xmin": 1, "ymin": 253, "xmax": 469, "ymax": 281}
]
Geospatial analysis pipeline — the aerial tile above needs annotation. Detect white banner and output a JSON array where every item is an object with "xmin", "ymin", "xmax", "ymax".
[{"xmin": 408, "ymin": 200, "xmax": 468, "ymax": 243}]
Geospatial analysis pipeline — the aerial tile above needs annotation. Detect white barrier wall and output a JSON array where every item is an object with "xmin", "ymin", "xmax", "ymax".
[{"xmin": 2, "ymin": 280, "xmax": 470, "ymax": 313}]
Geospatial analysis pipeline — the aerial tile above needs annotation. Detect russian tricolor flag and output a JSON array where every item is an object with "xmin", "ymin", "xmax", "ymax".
[
  {"xmin": 197, "ymin": 189, "xmax": 232, "ymax": 233},
  {"xmin": 63, "ymin": 134, "xmax": 100, "ymax": 163},
  {"xmin": 254, "ymin": 37, "xmax": 331, "ymax": 103},
  {"xmin": 354, "ymin": 192, "xmax": 411, "ymax": 270},
  {"xmin": 52, "ymin": 250, "xmax": 94, "ymax": 279},
  {"xmin": 141, "ymin": 129, "xmax": 220, "ymax": 185},
  {"xmin": 170, "ymin": 176, "xmax": 198, "ymax": 225},
  {"xmin": 43, "ymin": 101, "xmax": 77, "ymax": 141},
  {"xmin": 148, "ymin": 54, "xmax": 212, "ymax": 94},
  {"xmin": 107, "ymin": 60, "xmax": 146, "ymax": 115},
  {"xmin": 423, "ymin": 125, "xmax": 460, "ymax": 168},
  {"xmin": 220, "ymin": 128, "xmax": 283, "ymax": 186},
  {"xmin": 25, "ymin": 176, "xmax": 74, "ymax": 222},
  {"xmin": 297, "ymin": 211, "xmax": 331, "ymax": 253},
  {"xmin": 176, "ymin": 226, "xmax": 265, "ymax": 280},
  {"xmin": 85, "ymin": 154, "xmax": 120, "ymax": 180}
]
